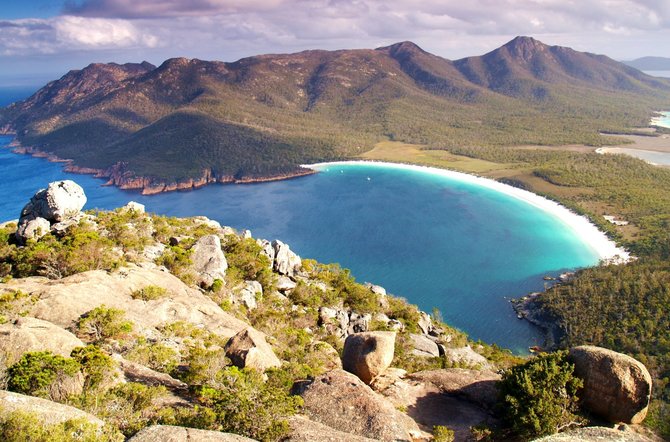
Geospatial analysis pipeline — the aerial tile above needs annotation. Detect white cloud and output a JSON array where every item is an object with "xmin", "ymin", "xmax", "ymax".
[{"xmin": 0, "ymin": 15, "xmax": 160, "ymax": 56}]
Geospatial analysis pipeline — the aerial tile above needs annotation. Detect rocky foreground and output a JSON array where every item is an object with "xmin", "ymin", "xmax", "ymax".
[{"xmin": 0, "ymin": 180, "xmax": 659, "ymax": 441}]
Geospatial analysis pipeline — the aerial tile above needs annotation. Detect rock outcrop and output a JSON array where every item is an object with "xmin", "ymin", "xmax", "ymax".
[
  {"xmin": 225, "ymin": 328, "xmax": 282, "ymax": 372},
  {"xmin": 286, "ymin": 415, "xmax": 378, "ymax": 442},
  {"xmin": 190, "ymin": 234, "xmax": 228, "ymax": 287},
  {"xmin": 128, "ymin": 425, "xmax": 257, "ymax": 441},
  {"xmin": 3, "ymin": 265, "xmax": 250, "ymax": 341},
  {"xmin": 341, "ymin": 331, "xmax": 396, "ymax": 384},
  {"xmin": 0, "ymin": 317, "xmax": 86, "ymax": 362},
  {"xmin": 0, "ymin": 390, "xmax": 104, "ymax": 427},
  {"xmin": 272, "ymin": 240, "xmax": 302, "ymax": 277},
  {"xmin": 569, "ymin": 346, "xmax": 652, "ymax": 424},
  {"xmin": 16, "ymin": 180, "xmax": 87, "ymax": 243},
  {"xmin": 236, "ymin": 280, "xmax": 262, "ymax": 310},
  {"xmin": 293, "ymin": 369, "xmax": 421, "ymax": 441},
  {"xmin": 533, "ymin": 426, "xmax": 654, "ymax": 442}
]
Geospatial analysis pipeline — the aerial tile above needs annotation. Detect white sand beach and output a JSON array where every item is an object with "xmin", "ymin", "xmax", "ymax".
[{"xmin": 303, "ymin": 160, "xmax": 630, "ymax": 263}]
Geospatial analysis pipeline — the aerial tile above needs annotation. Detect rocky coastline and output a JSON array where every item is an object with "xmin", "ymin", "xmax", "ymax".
[{"xmin": 4, "ymin": 138, "xmax": 317, "ymax": 195}]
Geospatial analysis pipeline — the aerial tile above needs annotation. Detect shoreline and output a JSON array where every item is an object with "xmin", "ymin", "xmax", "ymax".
[
  {"xmin": 303, "ymin": 160, "xmax": 630, "ymax": 263},
  {"xmin": 650, "ymin": 111, "xmax": 670, "ymax": 129},
  {"xmin": 3, "ymin": 139, "xmax": 317, "ymax": 194}
]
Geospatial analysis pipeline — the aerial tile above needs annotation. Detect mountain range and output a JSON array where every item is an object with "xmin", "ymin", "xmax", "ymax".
[
  {"xmin": 1, "ymin": 36, "xmax": 669, "ymax": 194},
  {"xmin": 624, "ymin": 56, "xmax": 670, "ymax": 71}
]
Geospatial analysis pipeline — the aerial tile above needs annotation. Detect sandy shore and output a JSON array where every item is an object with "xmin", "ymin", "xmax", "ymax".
[{"xmin": 303, "ymin": 160, "xmax": 630, "ymax": 263}]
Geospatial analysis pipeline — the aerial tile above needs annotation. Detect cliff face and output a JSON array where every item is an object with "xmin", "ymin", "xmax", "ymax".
[{"xmin": 1, "ymin": 37, "xmax": 669, "ymax": 193}]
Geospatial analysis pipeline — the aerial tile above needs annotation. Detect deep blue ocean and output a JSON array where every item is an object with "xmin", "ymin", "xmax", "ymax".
[{"xmin": 0, "ymin": 87, "xmax": 599, "ymax": 353}]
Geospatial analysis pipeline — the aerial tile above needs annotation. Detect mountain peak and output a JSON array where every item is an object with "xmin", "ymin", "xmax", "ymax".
[
  {"xmin": 377, "ymin": 41, "xmax": 427, "ymax": 56},
  {"xmin": 501, "ymin": 36, "xmax": 548, "ymax": 60}
]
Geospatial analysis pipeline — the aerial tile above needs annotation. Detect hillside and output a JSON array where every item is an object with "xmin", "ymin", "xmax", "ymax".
[{"xmin": 1, "ymin": 37, "xmax": 669, "ymax": 194}]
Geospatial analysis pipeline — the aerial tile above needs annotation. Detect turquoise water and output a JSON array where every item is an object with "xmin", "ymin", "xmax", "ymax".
[
  {"xmin": 652, "ymin": 111, "xmax": 670, "ymax": 129},
  {"xmin": 0, "ymin": 134, "xmax": 601, "ymax": 352}
]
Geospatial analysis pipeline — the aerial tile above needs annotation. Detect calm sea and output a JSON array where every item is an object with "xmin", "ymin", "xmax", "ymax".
[{"xmin": 0, "ymin": 87, "xmax": 601, "ymax": 353}]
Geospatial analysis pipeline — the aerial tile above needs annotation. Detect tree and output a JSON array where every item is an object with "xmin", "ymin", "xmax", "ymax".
[{"xmin": 497, "ymin": 351, "xmax": 583, "ymax": 438}]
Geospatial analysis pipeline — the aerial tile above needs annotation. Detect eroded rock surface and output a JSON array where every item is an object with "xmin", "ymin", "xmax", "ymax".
[
  {"xmin": 0, "ymin": 316, "xmax": 85, "ymax": 362},
  {"xmin": 293, "ymin": 369, "xmax": 420, "ymax": 441},
  {"xmin": 128, "ymin": 425, "xmax": 256, "ymax": 441}
]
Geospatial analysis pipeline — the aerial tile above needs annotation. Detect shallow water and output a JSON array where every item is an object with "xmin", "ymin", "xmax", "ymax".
[
  {"xmin": 651, "ymin": 111, "xmax": 670, "ymax": 129},
  {"xmin": 0, "ymin": 135, "xmax": 603, "ymax": 353},
  {"xmin": 599, "ymin": 147, "xmax": 670, "ymax": 166}
]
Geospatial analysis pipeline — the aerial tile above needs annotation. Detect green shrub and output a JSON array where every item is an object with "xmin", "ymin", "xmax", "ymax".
[
  {"xmin": 497, "ymin": 351, "xmax": 584, "ymax": 438},
  {"xmin": 130, "ymin": 285, "xmax": 168, "ymax": 301},
  {"xmin": 155, "ymin": 245, "xmax": 194, "ymax": 285},
  {"xmin": 125, "ymin": 340, "xmax": 180, "ymax": 374},
  {"xmin": 13, "ymin": 224, "xmax": 121, "ymax": 279},
  {"xmin": 223, "ymin": 236, "xmax": 274, "ymax": 292},
  {"xmin": 76, "ymin": 305, "xmax": 133, "ymax": 344},
  {"xmin": 0, "ymin": 289, "xmax": 37, "ymax": 321},
  {"xmin": 432, "ymin": 425, "xmax": 455, "ymax": 442},
  {"xmin": 195, "ymin": 366, "xmax": 303, "ymax": 441},
  {"xmin": 97, "ymin": 382, "xmax": 167, "ymax": 437},
  {"xmin": 70, "ymin": 345, "xmax": 116, "ymax": 391},
  {"xmin": 178, "ymin": 346, "xmax": 228, "ymax": 386},
  {"xmin": 0, "ymin": 408, "xmax": 123, "ymax": 442},
  {"xmin": 7, "ymin": 351, "xmax": 80, "ymax": 400}
]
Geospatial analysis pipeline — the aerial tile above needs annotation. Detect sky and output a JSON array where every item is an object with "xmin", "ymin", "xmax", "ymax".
[{"xmin": 0, "ymin": 0, "xmax": 669, "ymax": 86}]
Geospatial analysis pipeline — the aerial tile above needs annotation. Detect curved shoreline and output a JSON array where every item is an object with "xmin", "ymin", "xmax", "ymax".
[
  {"xmin": 2, "ymin": 139, "xmax": 317, "ymax": 194},
  {"xmin": 303, "ymin": 160, "xmax": 630, "ymax": 263}
]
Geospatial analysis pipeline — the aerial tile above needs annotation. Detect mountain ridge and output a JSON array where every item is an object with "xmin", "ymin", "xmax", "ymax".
[{"xmin": 2, "ymin": 36, "xmax": 669, "ymax": 194}]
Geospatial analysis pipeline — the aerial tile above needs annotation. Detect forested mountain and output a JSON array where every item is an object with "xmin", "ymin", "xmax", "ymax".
[{"xmin": 1, "ymin": 36, "xmax": 669, "ymax": 193}]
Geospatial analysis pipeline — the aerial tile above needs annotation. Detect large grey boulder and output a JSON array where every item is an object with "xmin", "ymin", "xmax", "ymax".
[
  {"xmin": 293, "ymin": 369, "xmax": 420, "ymax": 441},
  {"xmin": 0, "ymin": 317, "xmax": 86, "ymax": 362},
  {"xmin": 128, "ymin": 425, "xmax": 256, "ymax": 441},
  {"xmin": 20, "ymin": 180, "xmax": 87, "ymax": 223},
  {"xmin": 569, "ymin": 346, "xmax": 652, "ymax": 424},
  {"xmin": 190, "ymin": 234, "xmax": 228, "ymax": 287},
  {"xmin": 225, "ymin": 328, "xmax": 281, "ymax": 372},
  {"xmin": 409, "ymin": 333, "xmax": 440, "ymax": 357},
  {"xmin": 16, "ymin": 180, "xmax": 87, "ymax": 243},
  {"xmin": 341, "ymin": 331, "xmax": 395, "ymax": 384},
  {"xmin": 0, "ymin": 390, "xmax": 104, "ymax": 427},
  {"xmin": 272, "ymin": 240, "xmax": 301, "ymax": 276}
]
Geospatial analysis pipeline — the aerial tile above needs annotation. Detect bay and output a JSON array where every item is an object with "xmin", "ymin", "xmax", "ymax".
[
  {"xmin": 0, "ymin": 85, "xmax": 606, "ymax": 353},
  {"xmin": 0, "ymin": 134, "xmax": 603, "ymax": 353}
]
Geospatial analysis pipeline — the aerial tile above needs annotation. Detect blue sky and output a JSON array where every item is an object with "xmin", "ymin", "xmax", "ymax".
[{"xmin": 1, "ymin": 0, "xmax": 669, "ymax": 87}]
